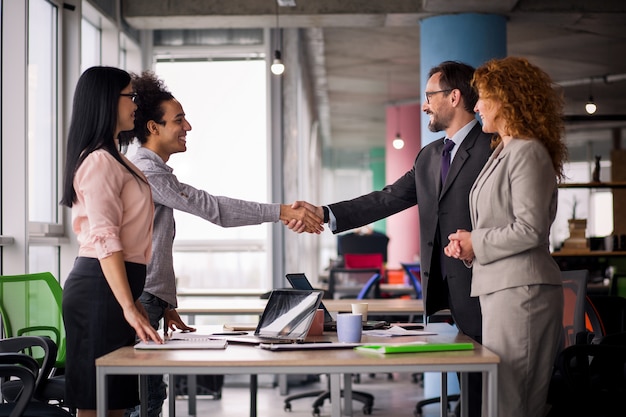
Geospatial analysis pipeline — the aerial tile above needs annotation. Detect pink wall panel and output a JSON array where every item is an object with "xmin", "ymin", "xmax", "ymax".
[{"xmin": 385, "ymin": 103, "xmax": 422, "ymax": 269}]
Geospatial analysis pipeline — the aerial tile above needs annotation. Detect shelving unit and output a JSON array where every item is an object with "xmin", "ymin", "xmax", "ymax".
[
  {"xmin": 558, "ymin": 182, "xmax": 626, "ymax": 189},
  {"xmin": 554, "ymin": 181, "xmax": 626, "ymax": 295},
  {"xmin": 553, "ymin": 250, "xmax": 626, "ymax": 257}
]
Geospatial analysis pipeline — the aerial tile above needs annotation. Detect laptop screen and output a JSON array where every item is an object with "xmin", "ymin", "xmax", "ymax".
[
  {"xmin": 285, "ymin": 273, "xmax": 333, "ymax": 323},
  {"xmin": 255, "ymin": 289, "xmax": 323, "ymax": 340}
]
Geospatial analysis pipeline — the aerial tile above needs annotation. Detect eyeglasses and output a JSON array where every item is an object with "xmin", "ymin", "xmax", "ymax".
[
  {"xmin": 424, "ymin": 89, "xmax": 453, "ymax": 104},
  {"xmin": 120, "ymin": 92, "xmax": 138, "ymax": 103}
]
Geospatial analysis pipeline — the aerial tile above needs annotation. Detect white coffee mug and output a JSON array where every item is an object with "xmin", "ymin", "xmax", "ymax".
[{"xmin": 336, "ymin": 313, "xmax": 362, "ymax": 343}]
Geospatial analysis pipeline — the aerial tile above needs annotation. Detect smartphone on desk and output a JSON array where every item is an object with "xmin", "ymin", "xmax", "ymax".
[{"xmin": 364, "ymin": 321, "xmax": 389, "ymax": 330}]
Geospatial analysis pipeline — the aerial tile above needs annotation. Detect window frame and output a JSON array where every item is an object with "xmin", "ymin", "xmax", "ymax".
[{"xmin": 150, "ymin": 42, "xmax": 275, "ymax": 292}]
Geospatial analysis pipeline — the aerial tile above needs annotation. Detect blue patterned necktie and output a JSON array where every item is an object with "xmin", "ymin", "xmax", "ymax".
[{"xmin": 441, "ymin": 139, "xmax": 456, "ymax": 183}]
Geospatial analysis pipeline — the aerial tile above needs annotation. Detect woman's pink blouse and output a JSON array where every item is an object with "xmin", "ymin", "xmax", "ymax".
[{"xmin": 72, "ymin": 149, "xmax": 154, "ymax": 264}]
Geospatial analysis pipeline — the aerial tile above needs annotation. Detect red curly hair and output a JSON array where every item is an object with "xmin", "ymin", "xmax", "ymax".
[{"xmin": 472, "ymin": 56, "xmax": 568, "ymax": 180}]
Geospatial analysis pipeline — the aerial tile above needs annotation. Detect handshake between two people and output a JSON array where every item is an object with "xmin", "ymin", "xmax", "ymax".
[
  {"xmin": 444, "ymin": 229, "xmax": 475, "ymax": 264},
  {"xmin": 280, "ymin": 201, "xmax": 324, "ymax": 234},
  {"xmin": 280, "ymin": 202, "xmax": 478, "ymax": 266}
]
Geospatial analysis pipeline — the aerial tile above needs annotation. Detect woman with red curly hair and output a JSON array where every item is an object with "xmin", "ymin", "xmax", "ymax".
[{"xmin": 444, "ymin": 56, "xmax": 567, "ymax": 417}]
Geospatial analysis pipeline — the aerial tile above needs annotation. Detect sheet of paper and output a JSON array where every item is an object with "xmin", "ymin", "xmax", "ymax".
[
  {"xmin": 258, "ymin": 342, "xmax": 362, "ymax": 351},
  {"xmin": 363, "ymin": 326, "xmax": 436, "ymax": 337}
]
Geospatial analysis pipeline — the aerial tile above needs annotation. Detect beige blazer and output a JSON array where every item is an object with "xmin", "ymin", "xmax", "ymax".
[{"xmin": 469, "ymin": 138, "xmax": 561, "ymax": 296}]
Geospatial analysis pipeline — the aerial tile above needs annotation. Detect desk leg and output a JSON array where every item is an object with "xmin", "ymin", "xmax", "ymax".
[
  {"xmin": 168, "ymin": 374, "xmax": 176, "ymax": 417},
  {"xmin": 188, "ymin": 375, "xmax": 197, "ymax": 415},
  {"xmin": 96, "ymin": 369, "xmax": 107, "ymax": 417},
  {"xmin": 140, "ymin": 376, "xmax": 148, "ymax": 417},
  {"xmin": 459, "ymin": 372, "xmax": 468, "ymax": 417},
  {"xmin": 440, "ymin": 372, "xmax": 448, "ymax": 417},
  {"xmin": 329, "ymin": 374, "xmax": 342, "ymax": 417},
  {"xmin": 278, "ymin": 374, "xmax": 288, "ymax": 395},
  {"xmin": 343, "ymin": 373, "xmax": 353, "ymax": 416},
  {"xmin": 487, "ymin": 367, "xmax": 498, "ymax": 417},
  {"xmin": 250, "ymin": 374, "xmax": 258, "ymax": 417}
]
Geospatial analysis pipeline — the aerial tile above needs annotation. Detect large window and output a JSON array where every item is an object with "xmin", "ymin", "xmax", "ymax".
[
  {"xmin": 28, "ymin": 0, "xmax": 61, "ymax": 275},
  {"xmin": 28, "ymin": 0, "xmax": 59, "ymax": 225},
  {"xmin": 152, "ymin": 58, "xmax": 271, "ymax": 291},
  {"xmin": 552, "ymin": 160, "xmax": 614, "ymax": 251},
  {"xmin": 81, "ymin": 17, "xmax": 101, "ymax": 71}
]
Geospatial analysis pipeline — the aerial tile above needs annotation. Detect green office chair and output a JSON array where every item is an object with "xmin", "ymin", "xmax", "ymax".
[{"xmin": 0, "ymin": 272, "xmax": 68, "ymax": 409}]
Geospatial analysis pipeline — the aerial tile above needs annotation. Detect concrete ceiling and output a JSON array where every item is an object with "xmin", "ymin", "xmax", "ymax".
[{"xmin": 123, "ymin": 0, "xmax": 626, "ymax": 156}]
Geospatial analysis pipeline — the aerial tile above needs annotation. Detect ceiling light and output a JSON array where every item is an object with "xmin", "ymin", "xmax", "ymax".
[
  {"xmin": 392, "ymin": 133, "xmax": 405, "ymax": 150},
  {"xmin": 392, "ymin": 106, "xmax": 404, "ymax": 149},
  {"xmin": 271, "ymin": 50, "xmax": 285, "ymax": 75},
  {"xmin": 585, "ymin": 96, "xmax": 597, "ymax": 114},
  {"xmin": 271, "ymin": 2, "xmax": 284, "ymax": 76}
]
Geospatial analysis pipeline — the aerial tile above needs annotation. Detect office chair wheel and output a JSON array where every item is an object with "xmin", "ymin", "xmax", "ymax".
[
  {"xmin": 312, "ymin": 406, "xmax": 321, "ymax": 417},
  {"xmin": 284, "ymin": 402, "xmax": 292, "ymax": 411},
  {"xmin": 363, "ymin": 405, "xmax": 373, "ymax": 414}
]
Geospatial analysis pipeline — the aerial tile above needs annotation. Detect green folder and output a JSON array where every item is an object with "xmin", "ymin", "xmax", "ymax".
[{"xmin": 355, "ymin": 342, "xmax": 474, "ymax": 354}]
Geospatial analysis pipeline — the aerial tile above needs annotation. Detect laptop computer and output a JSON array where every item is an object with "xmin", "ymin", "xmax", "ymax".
[
  {"xmin": 222, "ymin": 288, "xmax": 323, "ymax": 345},
  {"xmin": 285, "ymin": 273, "xmax": 388, "ymax": 331}
]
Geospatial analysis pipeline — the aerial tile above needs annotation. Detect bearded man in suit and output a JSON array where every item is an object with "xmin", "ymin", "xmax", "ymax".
[{"xmin": 289, "ymin": 61, "xmax": 492, "ymax": 417}]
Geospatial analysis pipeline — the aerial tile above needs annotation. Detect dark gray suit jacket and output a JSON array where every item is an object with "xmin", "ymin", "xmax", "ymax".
[{"xmin": 329, "ymin": 123, "xmax": 492, "ymax": 338}]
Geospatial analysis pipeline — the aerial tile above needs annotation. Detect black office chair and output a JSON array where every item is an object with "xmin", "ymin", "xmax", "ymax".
[
  {"xmin": 337, "ymin": 231, "xmax": 389, "ymax": 263},
  {"xmin": 0, "ymin": 336, "xmax": 73, "ymax": 417},
  {"xmin": 283, "ymin": 375, "xmax": 374, "ymax": 416}
]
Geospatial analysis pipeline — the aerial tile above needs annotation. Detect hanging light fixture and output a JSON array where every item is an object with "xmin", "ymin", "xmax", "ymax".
[
  {"xmin": 271, "ymin": 51, "xmax": 285, "ymax": 75},
  {"xmin": 585, "ymin": 96, "xmax": 597, "ymax": 114},
  {"xmin": 585, "ymin": 78, "xmax": 597, "ymax": 114},
  {"xmin": 270, "ymin": 2, "xmax": 285, "ymax": 75},
  {"xmin": 392, "ymin": 106, "xmax": 405, "ymax": 149},
  {"xmin": 392, "ymin": 132, "xmax": 405, "ymax": 150}
]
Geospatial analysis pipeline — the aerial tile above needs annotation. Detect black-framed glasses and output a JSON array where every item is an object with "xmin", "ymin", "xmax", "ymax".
[
  {"xmin": 424, "ymin": 89, "xmax": 453, "ymax": 104},
  {"xmin": 120, "ymin": 92, "xmax": 138, "ymax": 103}
]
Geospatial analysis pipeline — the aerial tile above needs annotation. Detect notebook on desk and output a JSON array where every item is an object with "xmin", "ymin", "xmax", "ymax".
[
  {"xmin": 219, "ymin": 289, "xmax": 324, "ymax": 345},
  {"xmin": 285, "ymin": 273, "xmax": 388, "ymax": 331},
  {"xmin": 135, "ymin": 334, "xmax": 227, "ymax": 350}
]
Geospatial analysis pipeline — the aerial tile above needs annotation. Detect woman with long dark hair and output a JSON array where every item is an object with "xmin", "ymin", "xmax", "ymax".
[{"xmin": 61, "ymin": 66, "xmax": 162, "ymax": 417}]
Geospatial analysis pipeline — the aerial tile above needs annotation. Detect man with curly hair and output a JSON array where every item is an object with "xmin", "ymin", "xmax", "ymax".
[{"xmin": 121, "ymin": 71, "xmax": 323, "ymax": 417}]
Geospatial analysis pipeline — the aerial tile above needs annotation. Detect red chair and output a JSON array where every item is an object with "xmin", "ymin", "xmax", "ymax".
[{"xmin": 329, "ymin": 253, "xmax": 384, "ymax": 299}]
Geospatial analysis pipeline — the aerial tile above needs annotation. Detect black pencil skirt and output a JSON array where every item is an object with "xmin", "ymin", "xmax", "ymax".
[{"xmin": 62, "ymin": 257, "xmax": 146, "ymax": 410}]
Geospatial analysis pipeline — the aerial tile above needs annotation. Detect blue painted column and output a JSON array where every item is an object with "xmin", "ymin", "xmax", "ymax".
[
  {"xmin": 420, "ymin": 13, "xmax": 507, "ymax": 145},
  {"xmin": 418, "ymin": 13, "xmax": 507, "ymax": 403}
]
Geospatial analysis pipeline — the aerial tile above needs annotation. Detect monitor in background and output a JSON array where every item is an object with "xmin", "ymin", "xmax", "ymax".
[{"xmin": 285, "ymin": 273, "xmax": 333, "ymax": 323}]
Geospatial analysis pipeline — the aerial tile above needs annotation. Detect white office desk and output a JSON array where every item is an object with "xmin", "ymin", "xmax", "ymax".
[{"xmin": 96, "ymin": 323, "xmax": 498, "ymax": 417}]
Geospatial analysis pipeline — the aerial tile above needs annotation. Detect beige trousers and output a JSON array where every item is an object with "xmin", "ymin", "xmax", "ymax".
[{"xmin": 480, "ymin": 284, "xmax": 563, "ymax": 417}]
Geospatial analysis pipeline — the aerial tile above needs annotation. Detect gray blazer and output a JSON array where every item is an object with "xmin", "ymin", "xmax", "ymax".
[
  {"xmin": 329, "ymin": 122, "xmax": 492, "ymax": 338},
  {"xmin": 469, "ymin": 138, "xmax": 561, "ymax": 296},
  {"xmin": 131, "ymin": 147, "xmax": 280, "ymax": 307}
]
